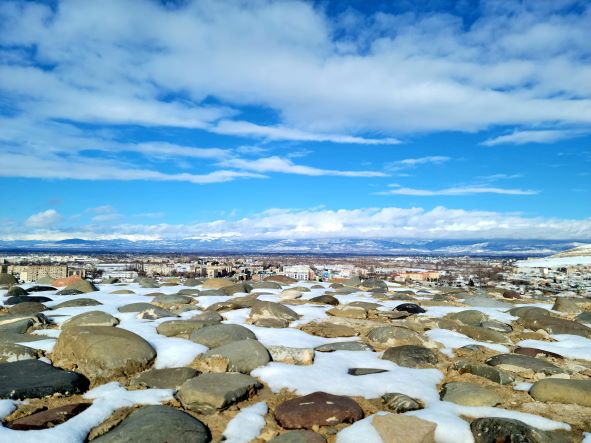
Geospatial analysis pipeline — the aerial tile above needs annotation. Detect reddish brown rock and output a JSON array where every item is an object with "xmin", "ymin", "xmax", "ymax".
[
  {"xmin": 51, "ymin": 275, "xmax": 82, "ymax": 287},
  {"xmin": 514, "ymin": 347, "xmax": 563, "ymax": 359},
  {"xmin": 7, "ymin": 403, "xmax": 90, "ymax": 430},
  {"xmin": 274, "ymin": 391, "xmax": 363, "ymax": 429},
  {"xmin": 502, "ymin": 290, "xmax": 521, "ymax": 299}
]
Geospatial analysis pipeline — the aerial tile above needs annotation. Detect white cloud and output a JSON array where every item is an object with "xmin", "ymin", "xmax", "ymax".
[
  {"xmin": 482, "ymin": 130, "xmax": 586, "ymax": 146},
  {"xmin": 387, "ymin": 156, "xmax": 451, "ymax": 170},
  {"xmin": 1, "ymin": 0, "xmax": 590, "ymax": 139},
  {"xmin": 220, "ymin": 156, "xmax": 387, "ymax": 177},
  {"xmin": 6, "ymin": 206, "xmax": 591, "ymax": 241},
  {"xmin": 377, "ymin": 186, "xmax": 538, "ymax": 196},
  {"xmin": 25, "ymin": 209, "xmax": 62, "ymax": 228}
]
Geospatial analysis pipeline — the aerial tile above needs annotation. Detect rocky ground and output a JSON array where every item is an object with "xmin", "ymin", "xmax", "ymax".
[{"xmin": 1, "ymin": 272, "xmax": 590, "ymax": 443}]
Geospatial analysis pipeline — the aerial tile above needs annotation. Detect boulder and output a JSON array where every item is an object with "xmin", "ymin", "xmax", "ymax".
[
  {"xmin": 301, "ymin": 322, "xmax": 358, "ymax": 338},
  {"xmin": 367, "ymin": 326, "xmax": 423, "ymax": 347},
  {"xmin": 58, "ymin": 279, "xmax": 98, "ymax": 294},
  {"xmin": 62, "ymin": 311, "xmax": 120, "ymax": 329},
  {"xmin": 453, "ymin": 360, "xmax": 513, "ymax": 384},
  {"xmin": 52, "ymin": 298, "xmax": 102, "ymax": 309},
  {"xmin": 0, "ymin": 342, "xmax": 38, "ymax": 363},
  {"xmin": 222, "ymin": 282, "xmax": 253, "ymax": 295},
  {"xmin": 309, "ymin": 294, "xmax": 339, "ymax": 305},
  {"xmin": 249, "ymin": 301, "xmax": 300, "ymax": 326},
  {"xmin": 552, "ymin": 297, "xmax": 580, "ymax": 313},
  {"xmin": 0, "ymin": 359, "xmax": 89, "ymax": 399},
  {"xmin": 176, "ymin": 372, "xmax": 261, "ymax": 414},
  {"xmin": 8, "ymin": 302, "xmax": 47, "ymax": 315},
  {"xmin": 118, "ymin": 302, "xmax": 158, "ymax": 313},
  {"xmin": 189, "ymin": 324, "xmax": 256, "ymax": 348},
  {"xmin": 267, "ymin": 346, "xmax": 315, "ymax": 365},
  {"xmin": 327, "ymin": 305, "xmax": 367, "ymax": 319},
  {"xmin": 26, "ymin": 285, "xmax": 57, "ymax": 292},
  {"xmin": 137, "ymin": 307, "xmax": 178, "ymax": 320},
  {"xmin": 315, "ymin": 342, "xmax": 373, "ymax": 352},
  {"xmin": 575, "ymin": 311, "xmax": 591, "ymax": 324},
  {"xmin": 157, "ymin": 319, "xmax": 220, "ymax": 338},
  {"xmin": 137, "ymin": 277, "xmax": 159, "ymax": 288},
  {"xmin": 183, "ymin": 278, "xmax": 203, "ymax": 287},
  {"xmin": 5, "ymin": 295, "xmax": 53, "ymax": 305},
  {"xmin": 131, "ymin": 367, "xmax": 198, "ymax": 389},
  {"xmin": 471, "ymin": 417, "xmax": 553, "ymax": 443},
  {"xmin": 441, "ymin": 382, "xmax": 502, "ymax": 407},
  {"xmin": 202, "ymin": 278, "xmax": 235, "ymax": 289},
  {"xmin": 6, "ymin": 403, "xmax": 90, "ymax": 430},
  {"xmin": 196, "ymin": 339, "xmax": 270, "ymax": 374},
  {"xmin": 486, "ymin": 354, "xmax": 563, "ymax": 376},
  {"xmin": 274, "ymin": 392, "xmax": 363, "ymax": 429},
  {"xmin": 6, "ymin": 286, "xmax": 28, "ymax": 297},
  {"xmin": 529, "ymin": 379, "xmax": 591, "ymax": 407},
  {"xmin": 264, "ymin": 275, "xmax": 297, "ymax": 284},
  {"xmin": 381, "ymin": 345, "xmax": 438, "ymax": 368},
  {"xmin": 0, "ymin": 273, "xmax": 18, "ymax": 287},
  {"xmin": 51, "ymin": 326, "xmax": 156, "ymax": 380},
  {"xmin": 92, "ymin": 405, "xmax": 210, "ymax": 443},
  {"xmin": 152, "ymin": 293, "xmax": 193, "ymax": 305},
  {"xmin": 395, "ymin": 303, "xmax": 426, "ymax": 314}
]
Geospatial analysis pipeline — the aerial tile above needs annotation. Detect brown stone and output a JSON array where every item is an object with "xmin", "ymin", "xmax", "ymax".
[
  {"xmin": 372, "ymin": 413, "xmax": 436, "ymax": 443},
  {"xmin": 51, "ymin": 275, "xmax": 82, "ymax": 287},
  {"xmin": 300, "ymin": 322, "xmax": 358, "ymax": 338},
  {"xmin": 274, "ymin": 391, "xmax": 363, "ymax": 429},
  {"xmin": 7, "ymin": 403, "xmax": 90, "ymax": 430},
  {"xmin": 514, "ymin": 347, "xmax": 563, "ymax": 359}
]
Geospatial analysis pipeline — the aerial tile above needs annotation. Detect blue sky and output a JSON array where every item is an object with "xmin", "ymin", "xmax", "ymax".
[{"xmin": 0, "ymin": 0, "xmax": 590, "ymax": 241}]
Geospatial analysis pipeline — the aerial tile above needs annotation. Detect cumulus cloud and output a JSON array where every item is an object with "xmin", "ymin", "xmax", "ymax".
[
  {"xmin": 25, "ymin": 209, "xmax": 62, "ymax": 228},
  {"xmin": 1, "ymin": 0, "xmax": 590, "ymax": 139},
  {"xmin": 6, "ymin": 206, "xmax": 591, "ymax": 241}
]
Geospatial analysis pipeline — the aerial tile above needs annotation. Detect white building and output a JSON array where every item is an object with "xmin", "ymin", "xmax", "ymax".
[{"xmin": 282, "ymin": 265, "xmax": 312, "ymax": 281}]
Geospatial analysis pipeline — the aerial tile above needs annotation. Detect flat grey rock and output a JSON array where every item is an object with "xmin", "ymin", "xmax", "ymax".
[
  {"xmin": 93, "ymin": 405, "xmax": 210, "ymax": 443},
  {"xmin": 176, "ymin": 373, "xmax": 261, "ymax": 414}
]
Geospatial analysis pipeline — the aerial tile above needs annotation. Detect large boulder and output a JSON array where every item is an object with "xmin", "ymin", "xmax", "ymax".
[
  {"xmin": 92, "ymin": 405, "xmax": 210, "ymax": 443},
  {"xmin": 6, "ymin": 286, "xmax": 28, "ymax": 297},
  {"xmin": 58, "ymin": 279, "xmax": 98, "ymax": 294},
  {"xmin": 61, "ymin": 311, "xmax": 120, "ymax": 329},
  {"xmin": 248, "ymin": 301, "xmax": 300, "ymax": 327},
  {"xmin": 0, "ymin": 273, "xmax": 18, "ymax": 287},
  {"xmin": 190, "ymin": 324, "xmax": 256, "ymax": 348},
  {"xmin": 202, "ymin": 278, "xmax": 235, "ymax": 289},
  {"xmin": 197, "ymin": 339, "xmax": 271, "ymax": 374},
  {"xmin": 0, "ymin": 359, "xmax": 89, "ymax": 399},
  {"xmin": 157, "ymin": 319, "xmax": 221, "ymax": 338},
  {"xmin": 176, "ymin": 373, "xmax": 261, "ymax": 414},
  {"xmin": 51, "ymin": 326, "xmax": 156, "ymax": 380}
]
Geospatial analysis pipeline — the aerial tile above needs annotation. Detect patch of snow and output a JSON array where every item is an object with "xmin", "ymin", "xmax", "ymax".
[
  {"xmin": 517, "ymin": 334, "xmax": 591, "ymax": 361},
  {"xmin": 425, "ymin": 329, "xmax": 509, "ymax": 356},
  {"xmin": 222, "ymin": 402, "xmax": 267, "ymax": 443}
]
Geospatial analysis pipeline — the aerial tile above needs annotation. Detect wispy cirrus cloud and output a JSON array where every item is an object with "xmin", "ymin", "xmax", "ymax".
[
  {"xmin": 377, "ymin": 185, "xmax": 538, "ymax": 196},
  {"xmin": 220, "ymin": 156, "xmax": 387, "ymax": 177},
  {"xmin": 386, "ymin": 156, "xmax": 451, "ymax": 170},
  {"xmin": 482, "ymin": 130, "xmax": 586, "ymax": 146}
]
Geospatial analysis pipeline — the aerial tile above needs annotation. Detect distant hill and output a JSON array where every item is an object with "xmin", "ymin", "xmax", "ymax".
[
  {"xmin": 0, "ymin": 238, "xmax": 584, "ymax": 256},
  {"xmin": 551, "ymin": 243, "xmax": 591, "ymax": 258}
]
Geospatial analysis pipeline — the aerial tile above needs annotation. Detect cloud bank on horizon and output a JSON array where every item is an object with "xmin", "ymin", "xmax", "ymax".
[{"xmin": 0, "ymin": 0, "xmax": 590, "ymax": 241}]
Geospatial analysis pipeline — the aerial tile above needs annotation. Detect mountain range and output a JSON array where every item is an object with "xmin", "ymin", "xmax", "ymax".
[{"xmin": 0, "ymin": 238, "xmax": 588, "ymax": 257}]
